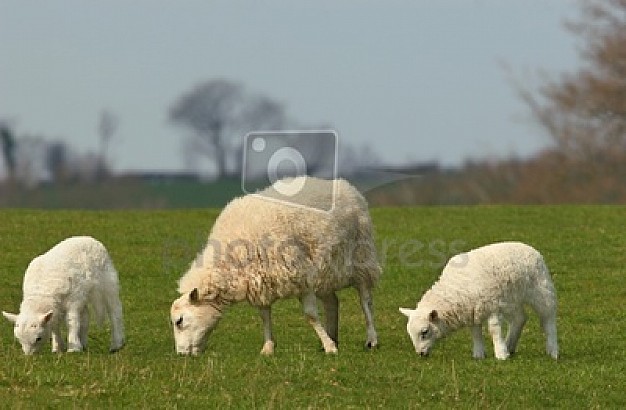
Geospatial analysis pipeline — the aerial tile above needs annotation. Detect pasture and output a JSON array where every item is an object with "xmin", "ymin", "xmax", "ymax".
[{"xmin": 0, "ymin": 206, "xmax": 624, "ymax": 408}]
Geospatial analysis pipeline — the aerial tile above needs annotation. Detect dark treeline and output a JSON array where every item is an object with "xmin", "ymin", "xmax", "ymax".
[{"xmin": 367, "ymin": 149, "xmax": 626, "ymax": 205}]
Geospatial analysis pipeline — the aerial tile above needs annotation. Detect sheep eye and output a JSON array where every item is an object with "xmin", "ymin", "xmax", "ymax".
[
  {"xmin": 175, "ymin": 317, "xmax": 183, "ymax": 329},
  {"xmin": 420, "ymin": 328, "xmax": 429, "ymax": 338}
]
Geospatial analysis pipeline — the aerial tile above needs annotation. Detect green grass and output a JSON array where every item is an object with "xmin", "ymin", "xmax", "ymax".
[{"xmin": 0, "ymin": 206, "xmax": 625, "ymax": 408}]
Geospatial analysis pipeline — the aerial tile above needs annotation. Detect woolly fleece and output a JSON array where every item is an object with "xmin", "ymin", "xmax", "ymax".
[
  {"xmin": 172, "ymin": 176, "xmax": 380, "ymax": 355},
  {"xmin": 401, "ymin": 241, "xmax": 558, "ymax": 359},
  {"xmin": 3, "ymin": 236, "xmax": 125, "ymax": 354}
]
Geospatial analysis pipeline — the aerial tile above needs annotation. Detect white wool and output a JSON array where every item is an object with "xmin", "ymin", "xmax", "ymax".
[
  {"xmin": 3, "ymin": 236, "xmax": 125, "ymax": 354},
  {"xmin": 420, "ymin": 242, "xmax": 555, "ymax": 328},
  {"xmin": 172, "ymin": 176, "xmax": 380, "ymax": 355},
  {"xmin": 22, "ymin": 238, "xmax": 109, "ymax": 322},
  {"xmin": 418, "ymin": 242, "xmax": 555, "ymax": 329},
  {"xmin": 178, "ymin": 176, "xmax": 380, "ymax": 305},
  {"xmin": 401, "ymin": 241, "xmax": 558, "ymax": 360}
]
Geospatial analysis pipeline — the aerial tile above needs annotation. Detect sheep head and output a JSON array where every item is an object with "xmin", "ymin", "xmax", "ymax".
[
  {"xmin": 399, "ymin": 307, "xmax": 443, "ymax": 357},
  {"xmin": 170, "ymin": 288, "xmax": 223, "ymax": 356},
  {"xmin": 3, "ymin": 310, "xmax": 54, "ymax": 355}
]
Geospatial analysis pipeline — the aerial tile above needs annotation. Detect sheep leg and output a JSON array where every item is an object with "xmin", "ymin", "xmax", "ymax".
[
  {"xmin": 357, "ymin": 284, "xmax": 378, "ymax": 349},
  {"xmin": 505, "ymin": 308, "xmax": 527, "ymax": 355},
  {"xmin": 301, "ymin": 292, "xmax": 337, "ymax": 354},
  {"xmin": 51, "ymin": 321, "xmax": 66, "ymax": 353},
  {"xmin": 471, "ymin": 324, "xmax": 485, "ymax": 359},
  {"xmin": 259, "ymin": 306, "xmax": 275, "ymax": 355},
  {"xmin": 488, "ymin": 313, "xmax": 509, "ymax": 360},
  {"xmin": 540, "ymin": 313, "xmax": 559, "ymax": 359},
  {"xmin": 66, "ymin": 309, "xmax": 83, "ymax": 353},
  {"xmin": 105, "ymin": 285, "xmax": 125, "ymax": 353},
  {"xmin": 79, "ymin": 307, "xmax": 89, "ymax": 350},
  {"xmin": 320, "ymin": 293, "xmax": 339, "ymax": 345}
]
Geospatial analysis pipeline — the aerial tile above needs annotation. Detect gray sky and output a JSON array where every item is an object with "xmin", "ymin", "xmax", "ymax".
[{"xmin": 1, "ymin": 0, "xmax": 580, "ymax": 173}]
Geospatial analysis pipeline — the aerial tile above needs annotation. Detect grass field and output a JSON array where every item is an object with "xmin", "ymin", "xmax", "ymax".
[{"xmin": 0, "ymin": 206, "xmax": 624, "ymax": 408}]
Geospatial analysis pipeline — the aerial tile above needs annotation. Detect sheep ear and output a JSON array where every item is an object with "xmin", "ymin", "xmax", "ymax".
[
  {"xmin": 429, "ymin": 310, "xmax": 439, "ymax": 322},
  {"xmin": 189, "ymin": 288, "xmax": 200, "ymax": 303},
  {"xmin": 2, "ymin": 311, "xmax": 18, "ymax": 323},
  {"xmin": 399, "ymin": 307, "xmax": 414, "ymax": 317},
  {"xmin": 41, "ymin": 310, "xmax": 54, "ymax": 325}
]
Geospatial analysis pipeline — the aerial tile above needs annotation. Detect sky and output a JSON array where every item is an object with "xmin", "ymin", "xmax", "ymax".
[{"xmin": 0, "ymin": 0, "xmax": 581, "ymax": 174}]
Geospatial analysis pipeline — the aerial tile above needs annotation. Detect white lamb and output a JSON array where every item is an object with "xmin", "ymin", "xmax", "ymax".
[
  {"xmin": 399, "ymin": 241, "xmax": 558, "ymax": 360},
  {"xmin": 170, "ymin": 176, "xmax": 381, "ymax": 355},
  {"xmin": 2, "ymin": 236, "xmax": 125, "ymax": 355}
]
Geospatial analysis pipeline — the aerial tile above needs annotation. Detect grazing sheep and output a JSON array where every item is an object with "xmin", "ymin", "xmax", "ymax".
[
  {"xmin": 170, "ymin": 176, "xmax": 380, "ymax": 355},
  {"xmin": 2, "ymin": 236, "xmax": 125, "ymax": 354},
  {"xmin": 399, "ymin": 241, "xmax": 558, "ymax": 360}
]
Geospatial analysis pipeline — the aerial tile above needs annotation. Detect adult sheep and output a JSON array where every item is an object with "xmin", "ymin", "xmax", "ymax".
[
  {"xmin": 170, "ymin": 176, "xmax": 380, "ymax": 355},
  {"xmin": 399, "ymin": 241, "xmax": 558, "ymax": 360},
  {"xmin": 2, "ymin": 236, "xmax": 125, "ymax": 355}
]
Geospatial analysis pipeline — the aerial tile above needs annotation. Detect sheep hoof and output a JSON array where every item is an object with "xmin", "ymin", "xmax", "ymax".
[
  {"xmin": 547, "ymin": 346, "xmax": 559, "ymax": 359},
  {"xmin": 109, "ymin": 344, "xmax": 125, "ymax": 353},
  {"xmin": 495, "ymin": 352, "xmax": 510, "ymax": 360},
  {"xmin": 323, "ymin": 342, "xmax": 338, "ymax": 354},
  {"xmin": 365, "ymin": 340, "xmax": 378, "ymax": 349},
  {"xmin": 260, "ymin": 341, "xmax": 275, "ymax": 356}
]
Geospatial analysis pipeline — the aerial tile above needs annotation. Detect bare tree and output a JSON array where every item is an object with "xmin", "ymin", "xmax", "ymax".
[
  {"xmin": 521, "ymin": 0, "xmax": 626, "ymax": 160},
  {"xmin": 14, "ymin": 136, "xmax": 48, "ymax": 188},
  {"xmin": 98, "ymin": 109, "xmax": 118, "ymax": 176},
  {"xmin": 0, "ymin": 124, "xmax": 17, "ymax": 182},
  {"xmin": 45, "ymin": 141, "xmax": 70, "ymax": 182},
  {"xmin": 338, "ymin": 142, "xmax": 382, "ymax": 177},
  {"xmin": 169, "ymin": 79, "xmax": 287, "ymax": 179}
]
